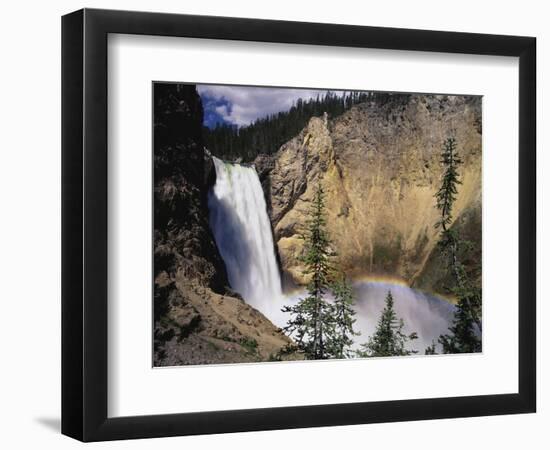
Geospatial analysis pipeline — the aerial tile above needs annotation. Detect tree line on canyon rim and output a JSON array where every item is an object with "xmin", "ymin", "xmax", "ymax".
[
  {"xmin": 277, "ymin": 136, "xmax": 482, "ymax": 360},
  {"xmin": 203, "ymin": 90, "xmax": 401, "ymax": 162}
]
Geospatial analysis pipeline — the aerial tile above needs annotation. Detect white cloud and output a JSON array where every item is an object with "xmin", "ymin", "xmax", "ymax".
[
  {"xmin": 214, "ymin": 104, "xmax": 230, "ymax": 119},
  {"xmin": 197, "ymin": 85, "xmax": 345, "ymax": 127}
]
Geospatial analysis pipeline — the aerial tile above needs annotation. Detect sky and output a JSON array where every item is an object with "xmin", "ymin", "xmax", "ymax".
[{"xmin": 197, "ymin": 84, "xmax": 345, "ymax": 129}]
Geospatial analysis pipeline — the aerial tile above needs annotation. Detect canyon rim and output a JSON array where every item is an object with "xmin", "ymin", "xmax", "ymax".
[{"xmin": 153, "ymin": 82, "xmax": 482, "ymax": 366}]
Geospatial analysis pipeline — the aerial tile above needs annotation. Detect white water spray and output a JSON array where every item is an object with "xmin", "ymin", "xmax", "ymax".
[
  {"xmin": 351, "ymin": 282, "xmax": 455, "ymax": 353},
  {"xmin": 208, "ymin": 157, "xmax": 284, "ymax": 318}
]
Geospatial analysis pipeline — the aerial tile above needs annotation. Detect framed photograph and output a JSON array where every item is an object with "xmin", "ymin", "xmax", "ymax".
[{"xmin": 62, "ymin": 8, "xmax": 536, "ymax": 442}]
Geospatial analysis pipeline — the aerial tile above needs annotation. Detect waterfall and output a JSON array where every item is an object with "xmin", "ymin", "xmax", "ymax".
[{"xmin": 208, "ymin": 157, "xmax": 284, "ymax": 317}]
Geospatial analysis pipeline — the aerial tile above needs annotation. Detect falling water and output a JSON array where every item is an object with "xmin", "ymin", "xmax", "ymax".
[{"xmin": 208, "ymin": 157, "xmax": 284, "ymax": 318}]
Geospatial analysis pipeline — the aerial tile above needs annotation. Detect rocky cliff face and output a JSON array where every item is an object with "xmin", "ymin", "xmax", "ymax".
[
  {"xmin": 153, "ymin": 84, "xmax": 293, "ymax": 365},
  {"xmin": 154, "ymin": 83, "xmax": 226, "ymax": 291},
  {"xmin": 258, "ymin": 94, "xmax": 482, "ymax": 298}
]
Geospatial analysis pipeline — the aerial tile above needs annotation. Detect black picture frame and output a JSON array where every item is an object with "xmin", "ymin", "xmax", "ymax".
[{"xmin": 62, "ymin": 8, "xmax": 536, "ymax": 442}]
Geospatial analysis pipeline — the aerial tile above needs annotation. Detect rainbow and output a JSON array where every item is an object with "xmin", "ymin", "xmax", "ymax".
[
  {"xmin": 353, "ymin": 274, "xmax": 458, "ymax": 305},
  {"xmin": 282, "ymin": 273, "xmax": 458, "ymax": 305}
]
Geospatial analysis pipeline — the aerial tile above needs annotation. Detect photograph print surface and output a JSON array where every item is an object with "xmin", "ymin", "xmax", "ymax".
[{"xmin": 153, "ymin": 83, "xmax": 482, "ymax": 367}]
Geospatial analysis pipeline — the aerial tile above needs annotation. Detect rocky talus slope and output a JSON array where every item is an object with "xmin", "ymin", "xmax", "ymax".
[
  {"xmin": 153, "ymin": 84, "xmax": 293, "ymax": 365},
  {"xmin": 257, "ymin": 94, "xmax": 482, "ymax": 298}
]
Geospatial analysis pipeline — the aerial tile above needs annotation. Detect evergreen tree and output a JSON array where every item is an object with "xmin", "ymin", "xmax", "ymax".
[
  {"xmin": 329, "ymin": 274, "xmax": 360, "ymax": 359},
  {"xmin": 282, "ymin": 182, "xmax": 335, "ymax": 359},
  {"xmin": 439, "ymin": 287, "xmax": 481, "ymax": 354},
  {"xmin": 435, "ymin": 137, "xmax": 461, "ymax": 234},
  {"xmin": 435, "ymin": 137, "xmax": 482, "ymax": 353},
  {"xmin": 357, "ymin": 291, "xmax": 418, "ymax": 357},
  {"xmin": 439, "ymin": 262, "xmax": 482, "ymax": 354},
  {"xmin": 424, "ymin": 341, "xmax": 437, "ymax": 355}
]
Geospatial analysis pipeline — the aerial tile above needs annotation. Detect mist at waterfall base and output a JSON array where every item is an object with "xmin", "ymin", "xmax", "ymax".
[
  {"xmin": 208, "ymin": 157, "xmax": 455, "ymax": 355},
  {"xmin": 281, "ymin": 283, "xmax": 454, "ymax": 353}
]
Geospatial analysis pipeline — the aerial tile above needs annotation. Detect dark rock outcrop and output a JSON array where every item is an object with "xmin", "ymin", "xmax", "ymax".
[
  {"xmin": 153, "ymin": 84, "xmax": 294, "ymax": 366},
  {"xmin": 154, "ymin": 83, "xmax": 227, "ymax": 291}
]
